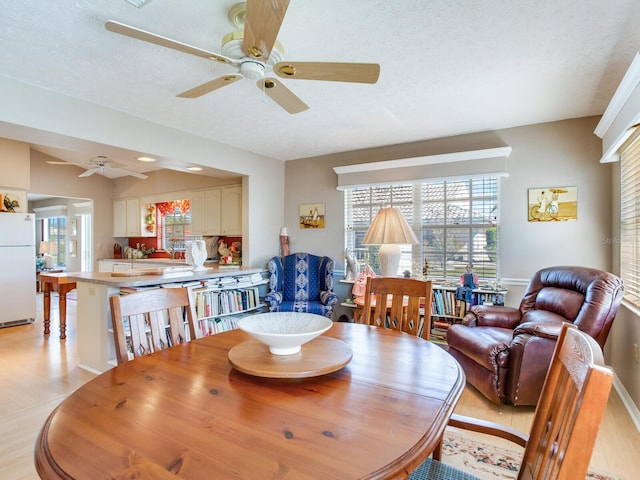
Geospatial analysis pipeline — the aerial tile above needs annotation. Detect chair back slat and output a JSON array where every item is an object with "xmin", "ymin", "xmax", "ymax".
[
  {"xmin": 518, "ymin": 324, "xmax": 613, "ymax": 480},
  {"xmin": 109, "ymin": 287, "xmax": 199, "ymax": 365},
  {"xmin": 363, "ymin": 277, "xmax": 433, "ymax": 340}
]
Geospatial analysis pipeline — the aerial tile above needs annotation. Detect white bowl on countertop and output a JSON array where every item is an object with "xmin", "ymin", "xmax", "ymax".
[{"xmin": 237, "ymin": 312, "xmax": 333, "ymax": 355}]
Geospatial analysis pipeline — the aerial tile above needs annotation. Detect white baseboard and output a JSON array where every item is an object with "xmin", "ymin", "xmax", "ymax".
[{"xmin": 611, "ymin": 367, "xmax": 640, "ymax": 434}]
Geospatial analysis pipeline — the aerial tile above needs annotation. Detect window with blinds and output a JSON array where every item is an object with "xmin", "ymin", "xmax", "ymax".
[
  {"xmin": 620, "ymin": 132, "xmax": 640, "ymax": 306},
  {"xmin": 344, "ymin": 178, "xmax": 499, "ymax": 280}
]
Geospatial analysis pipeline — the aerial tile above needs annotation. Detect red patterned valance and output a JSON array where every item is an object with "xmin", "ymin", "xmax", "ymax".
[{"xmin": 156, "ymin": 200, "xmax": 190, "ymax": 216}]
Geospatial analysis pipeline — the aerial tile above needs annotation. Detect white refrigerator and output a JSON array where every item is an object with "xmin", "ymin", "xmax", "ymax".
[{"xmin": 0, "ymin": 213, "xmax": 36, "ymax": 326}]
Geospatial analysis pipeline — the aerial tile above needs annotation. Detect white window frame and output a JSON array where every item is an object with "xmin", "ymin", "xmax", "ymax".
[
  {"xmin": 344, "ymin": 177, "xmax": 500, "ymax": 280},
  {"xmin": 620, "ymin": 131, "xmax": 640, "ymax": 307}
]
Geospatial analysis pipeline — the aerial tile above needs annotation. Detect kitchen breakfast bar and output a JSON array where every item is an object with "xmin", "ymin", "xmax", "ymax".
[{"xmin": 63, "ymin": 266, "xmax": 265, "ymax": 373}]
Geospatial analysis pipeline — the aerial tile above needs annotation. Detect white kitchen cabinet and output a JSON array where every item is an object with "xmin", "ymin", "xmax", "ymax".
[
  {"xmin": 113, "ymin": 199, "xmax": 127, "ymax": 237},
  {"xmin": 125, "ymin": 197, "xmax": 141, "ymax": 236},
  {"xmin": 190, "ymin": 188, "xmax": 222, "ymax": 236},
  {"xmin": 113, "ymin": 198, "xmax": 142, "ymax": 237},
  {"xmin": 220, "ymin": 185, "xmax": 242, "ymax": 235}
]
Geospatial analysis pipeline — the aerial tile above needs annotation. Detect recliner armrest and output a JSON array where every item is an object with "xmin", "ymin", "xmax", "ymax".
[
  {"xmin": 464, "ymin": 305, "xmax": 521, "ymax": 329},
  {"xmin": 514, "ymin": 320, "xmax": 564, "ymax": 340}
]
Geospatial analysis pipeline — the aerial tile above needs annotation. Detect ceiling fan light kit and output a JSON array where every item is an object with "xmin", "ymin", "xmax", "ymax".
[{"xmin": 104, "ymin": 0, "xmax": 380, "ymax": 114}]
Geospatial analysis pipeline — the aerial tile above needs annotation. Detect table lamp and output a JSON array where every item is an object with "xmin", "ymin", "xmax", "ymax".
[
  {"xmin": 40, "ymin": 241, "xmax": 56, "ymax": 268},
  {"xmin": 362, "ymin": 207, "xmax": 418, "ymax": 276}
]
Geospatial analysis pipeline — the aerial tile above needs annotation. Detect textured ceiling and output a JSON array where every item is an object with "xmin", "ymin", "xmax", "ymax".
[{"xmin": 2, "ymin": 0, "xmax": 640, "ymax": 169}]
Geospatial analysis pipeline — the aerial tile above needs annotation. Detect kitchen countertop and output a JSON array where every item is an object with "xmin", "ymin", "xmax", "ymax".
[{"xmin": 62, "ymin": 266, "xmax": 264, "ymax": 288}]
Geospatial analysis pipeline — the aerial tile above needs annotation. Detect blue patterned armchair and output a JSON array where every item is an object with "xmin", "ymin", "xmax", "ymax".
[{"xmin": 265, "ymin": 252, "xmax": 339, "ymax": 318}]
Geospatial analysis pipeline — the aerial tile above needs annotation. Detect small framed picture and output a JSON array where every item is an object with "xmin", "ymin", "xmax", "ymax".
[
  {"xmin": 528, "ymin": 186, "xmax": 577, "ymax": 222},
  {"xmin": 69, "ymin": 219, "xmax": 78, "ymax": 236},
  {"xmin": 299, "ymin": 203, "xmax": 325, "ymax": 229},
  {"xmin": 69, "ymin": 240, "xmax": 77, "ymax": 257}
]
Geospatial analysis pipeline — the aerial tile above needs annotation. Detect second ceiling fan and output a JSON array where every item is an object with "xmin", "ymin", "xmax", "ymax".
[
  {"xmin": 46, "ymin": 156, "xmax": 148, "ymax": 179},
  {"xmin": 105, "ymin": 0, "xmax": 380, "ymax": 114}
]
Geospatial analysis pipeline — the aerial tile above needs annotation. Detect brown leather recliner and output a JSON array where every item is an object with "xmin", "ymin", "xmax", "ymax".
[{"xmin": 446, "ymin": 266, "xmax": 623, "ymax": 406}]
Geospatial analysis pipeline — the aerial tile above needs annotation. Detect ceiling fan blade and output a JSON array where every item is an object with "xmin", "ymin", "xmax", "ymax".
[
  {"xmin": 257, "ymin": 78, "xmax": 309, "ymax": 115},
  {"xmin": 113, "ymin": 168, "xmax": 149, "ymax": 180},
  {"xmin": 78, "ymin": 168, "xmax": 100, "ymax": 178},
  {"xmin": 46, "ymin": 160, "xmax": 86, "ymax": 166},
  {"xmin": 105, "ymin": 20, "xmax": 237, "ymax": 65},
  {"xmin": 177, "ymin": 75, "xmax": 243, "ymax": 98},
  {"xmin": 243, "ymin": 0, "xmax": 289, "ymax": 61},
  {"xmin": 273, "ymin": 62, "xmax": 381, "ymax": 84}
]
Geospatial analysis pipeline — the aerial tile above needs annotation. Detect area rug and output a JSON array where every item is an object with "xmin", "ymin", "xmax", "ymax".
[{"xmin": 442, "ymin": 429, "xmax": 625, "ymax": 480}]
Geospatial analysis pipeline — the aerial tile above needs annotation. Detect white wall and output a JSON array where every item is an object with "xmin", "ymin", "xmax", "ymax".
[{"xmin": 285, "ymin": 116, "xmax": 613, "ymax": 280}]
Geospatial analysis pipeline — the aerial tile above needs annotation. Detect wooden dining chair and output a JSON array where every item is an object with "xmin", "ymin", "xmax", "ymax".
[
  {"xmin": 109, "ymin": 287, "xmax": 199, "ymax": 364},
  {"xmin": 362, "ymin": 276, "xmax": 433, "ymax": 340},
  {"xmin": 408, "ymin": 323, "xmax": 614, "ymax": 480}
]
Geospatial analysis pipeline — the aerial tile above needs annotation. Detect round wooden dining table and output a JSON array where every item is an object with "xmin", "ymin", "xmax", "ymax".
[{"xmin": 35, "ymin": 322, "xmax": 465, "ymax": 480}]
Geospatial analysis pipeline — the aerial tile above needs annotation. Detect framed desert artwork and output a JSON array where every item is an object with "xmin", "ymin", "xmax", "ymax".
[
  {"xmin": 528, "ymin": 186, "xmax": 577, "ymax": 222},
  {"xmin": 299, "ymin": 203, "xmax": 325, "ymax": 229}
]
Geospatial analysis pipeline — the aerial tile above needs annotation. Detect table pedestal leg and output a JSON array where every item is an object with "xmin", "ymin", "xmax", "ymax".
[
  {"xmin": 43, "ymin": 284, "xmax": 51, "ymax": 336},
  {"xmin": 59, "ymin": 292, "xmax": 67, "ymax": 340}
]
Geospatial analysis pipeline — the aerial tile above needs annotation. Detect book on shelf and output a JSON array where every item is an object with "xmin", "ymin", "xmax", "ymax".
[
  {"xmin": 250, "ymin": 272, "xmax": 264, "ymax": 283},
  {"xmin": 236, "ymin": 278, "xmax": 253, "ymax": 288}
]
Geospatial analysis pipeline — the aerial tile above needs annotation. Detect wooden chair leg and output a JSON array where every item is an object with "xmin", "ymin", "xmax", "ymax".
[{"xmin": 432, "ymin": 434, "xmax": 443, "ymax": 461}]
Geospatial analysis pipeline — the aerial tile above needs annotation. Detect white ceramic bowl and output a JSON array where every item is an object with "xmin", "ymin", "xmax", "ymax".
[{"xmin": 237, "ymin": 312, "xmax": 333, "ymax": 355}]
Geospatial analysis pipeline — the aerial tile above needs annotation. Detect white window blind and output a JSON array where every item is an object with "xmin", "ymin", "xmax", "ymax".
[
  {"xmin": 620, "ymin": 132, "xmax": 640, "ymax": 306},
  {"xmin": 345, "ymin": 178, "xmax": 499, "ymax": 280}
]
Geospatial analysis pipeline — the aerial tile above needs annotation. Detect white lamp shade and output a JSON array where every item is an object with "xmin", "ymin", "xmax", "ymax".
[
  {"xmin": 362, "ymin": 207, "xmax": 418, "ymax": 276},
  {"xmin": 39, "ymin": 241, "xmax": 49, "ymax": 255}
]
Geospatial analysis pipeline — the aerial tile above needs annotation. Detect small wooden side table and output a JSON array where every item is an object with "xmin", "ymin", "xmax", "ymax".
[
  {"xmin": 39, "ymin": 273, "xmax": 77, "ymax": 340},
  {"xmin": 36, "ymin": 269, "xmax": 63, "ymax": 293}
]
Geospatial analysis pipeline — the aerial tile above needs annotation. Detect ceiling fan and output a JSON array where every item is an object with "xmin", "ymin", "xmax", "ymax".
[
  {"xmin": 105, "ymin": 0, "xmax": 380, "ymax": 114},
  {"xmin": 46, "ymin": 156, "xmax": 149, "ymax": 179}
]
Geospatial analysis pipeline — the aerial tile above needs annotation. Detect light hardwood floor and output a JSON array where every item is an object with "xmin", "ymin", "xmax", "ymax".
[{"xmin": 1, "ymin": 293, "xmax": 639, "ymax": 479}]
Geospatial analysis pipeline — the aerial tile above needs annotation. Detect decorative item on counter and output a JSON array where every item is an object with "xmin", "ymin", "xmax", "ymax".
[
  {"xmin": 186, "ymin": 239, "xmax": 208, "ymax": 271},
  {"xmin": 113, "ymin": 243, "xmax": 122, "ymax": 259},
  {"xmin": 279, "ymin": 226, "xmax": 290, "ymax": 257},
  {"xmin": 144, "ymin": 204, "xmax": 156, "ymax": 233},
  {"xmin": 218, "ymin": 239, "xmax": 241, "ymax": 266}
]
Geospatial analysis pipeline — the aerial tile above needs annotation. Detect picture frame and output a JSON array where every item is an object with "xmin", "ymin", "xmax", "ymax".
[
  {"xmin": 69, "ymin": 218, "xmax": 77, "ymax": 237},
  {"xmin": 69, "ymin": 240, "xmax": 77, "ymax": 257},
  {"xmin": 527, "ymin": 186, "xmax": 577, "ymax": 222},
  {"xmin": 0, "ymin": 189, "xmax": 27, "ymax": 213},
  {"xmin": 299, "ymin": 203, "xmax": 325, "ymax": 229}
]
